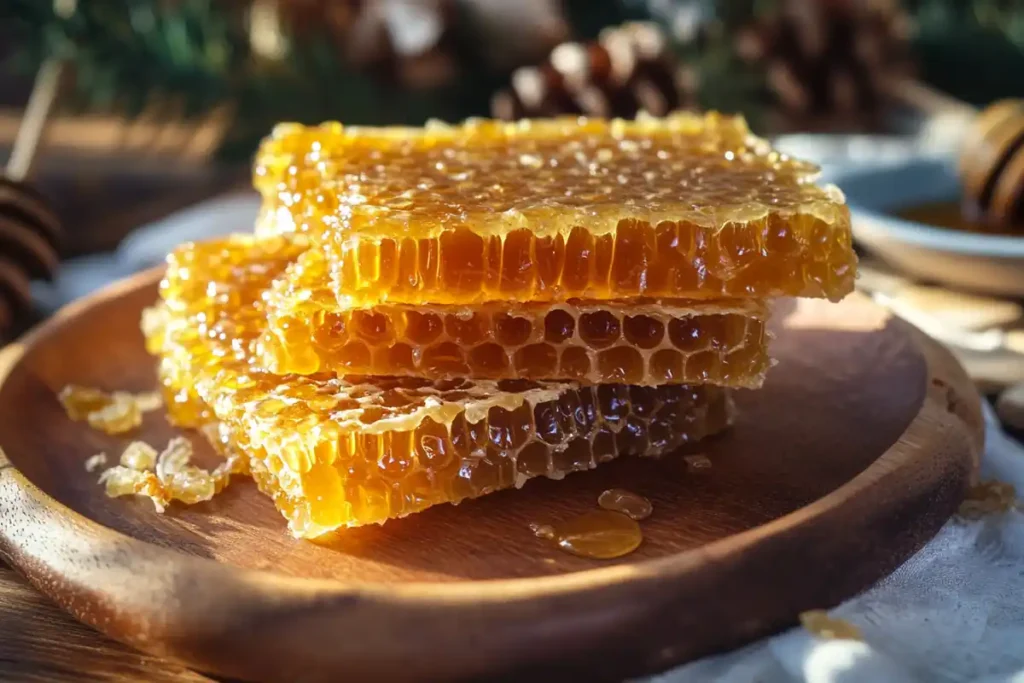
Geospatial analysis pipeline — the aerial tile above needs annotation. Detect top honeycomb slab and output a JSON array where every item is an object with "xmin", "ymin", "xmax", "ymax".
[{"xmin": 254, "ymin": 113, "xmax": 855, "ymax": 306}]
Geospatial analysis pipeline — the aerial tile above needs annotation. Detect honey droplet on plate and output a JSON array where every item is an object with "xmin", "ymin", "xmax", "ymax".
[
  {"xmin": 684, "ymin": 453, "xmax": 712, "ymax": 472},
  {"xmin": 544, "ymin": 510, "xmax": 642, "ymax": 559},
  {"xmin": 597, "ymin": 488, "xmax": 653, "ymax": 520},
  {"xmin": 529, "ymin": 522, "xmax": 555, "ymax": 539}
]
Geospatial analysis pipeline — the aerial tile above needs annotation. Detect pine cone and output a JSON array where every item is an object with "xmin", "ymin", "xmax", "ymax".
[
  {"xmin": 736, "ymin": 0, "xmax": 913, "ymax": 128},
  {"xmin": 0, "ymin": 177, "xmax": 61, "ymax": 335},
  {"xmin": 492, "ymin": 21, "xmax": 699, "ymax": 120},
  {"xmin": 276, "ymin": 0, "xmax": 461, "ymax": 90}
]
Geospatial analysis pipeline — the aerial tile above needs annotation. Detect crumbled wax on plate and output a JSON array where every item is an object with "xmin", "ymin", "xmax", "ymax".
[
  {"xmin": 98, "ymin": 436, "xmax": 245, "ymax": 512},
  {"xmin": 59, "ymin": 385, "xmax": 163, "ymax": 435}
]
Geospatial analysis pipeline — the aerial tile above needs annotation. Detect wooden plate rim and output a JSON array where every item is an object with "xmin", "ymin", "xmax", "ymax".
[{"xmin": 0, "ymin": 269, "xmax": 985, "ymax": 681}]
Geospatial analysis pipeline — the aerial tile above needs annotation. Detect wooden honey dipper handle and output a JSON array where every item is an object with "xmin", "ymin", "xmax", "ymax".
[
  {"xmin": 1, "ymin": 58, "xmax": 63, "ymax": 256},
  {"xmin": 884, "ymin": 77, "xmax": 978, "ymax": 121},
  {"xmin": 0, "ymin": 59, "xmax": 65, "ymax": 335},
  {"xmin": 6, "ymin": 61, "xmax": 63, "ymax": 182}
]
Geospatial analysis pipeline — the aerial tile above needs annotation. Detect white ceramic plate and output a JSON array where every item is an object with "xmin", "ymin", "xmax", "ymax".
[{"xmin": 837, "ymin": 159, "xmax": 1024, "ymax": 297}]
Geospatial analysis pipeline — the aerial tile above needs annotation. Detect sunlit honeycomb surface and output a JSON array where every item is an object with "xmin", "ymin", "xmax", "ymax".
[
  {"xmin": 254, "ymin": 113, "xmax": 855, "ymax": 306},
  {"xmin": 145, "ymin": 235, "xmax": 307, "ymax": 428},
  {"xmin": 260, "ymin": 249, "xmax": 771, "ymax": 387},
  {"xmin": 146, "ymin": 236, "xmax": 733, "ymax": 537}
]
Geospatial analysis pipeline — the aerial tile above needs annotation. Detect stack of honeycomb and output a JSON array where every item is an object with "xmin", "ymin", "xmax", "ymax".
[{"xmin": 145, "ymin": 113, "xmax": 855, "ymax": 538}]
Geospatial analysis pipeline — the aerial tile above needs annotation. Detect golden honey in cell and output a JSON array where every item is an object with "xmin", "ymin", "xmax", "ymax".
[
  {"xmin": 254, "ymin": 113, "xmax": 856, "ymax": 306},
  {"xmin": 258, "ymin": 248, "xmax": 772, "ymax": 387}
]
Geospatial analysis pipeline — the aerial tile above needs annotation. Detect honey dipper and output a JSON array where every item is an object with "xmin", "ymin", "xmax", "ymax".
[
  {"xmin": 0, "ymin": 60, "xmax": 64, "ymax": 335},
  {"xmin": 958, "ymin": 99, "xmax": 1024, "ymax": 229},
  {"xmin": 888, "ymin": 79, "xmax": 1024, "ymax": 230}
]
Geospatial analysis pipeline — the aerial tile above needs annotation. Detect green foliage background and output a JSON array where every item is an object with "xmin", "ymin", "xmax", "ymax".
[{"xmin": 6, "ymin": 0, "xmax": 1024, "ymax": 159}]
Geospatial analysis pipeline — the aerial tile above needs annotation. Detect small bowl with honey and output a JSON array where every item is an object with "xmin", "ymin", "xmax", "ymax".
[{"xmin": 839, "ymin": 158, "xmax": 1024, "ymax": 297}]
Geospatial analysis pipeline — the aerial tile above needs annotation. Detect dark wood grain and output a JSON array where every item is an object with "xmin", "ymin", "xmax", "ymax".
[
  {"xmin": 0, "ymin": 563, "xmax": 209, "ymax": 682},
  {"xmin": 0, "ymin": 271, "xmax": 983, "ymax": 682}
]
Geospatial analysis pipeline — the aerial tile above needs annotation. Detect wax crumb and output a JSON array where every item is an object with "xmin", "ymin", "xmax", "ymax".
[{"xmin": 800, "ymin": 610, "xmax": 863, "ymax": 641}]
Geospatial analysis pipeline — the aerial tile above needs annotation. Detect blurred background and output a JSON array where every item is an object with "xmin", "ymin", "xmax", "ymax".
[
  {"xmin": 4, "ymin": 0, "xmax": 1023, "ymax": 224},
  {"xmin": 6, "ymin": 0, "xmax": 1024, "ymax": 411}
]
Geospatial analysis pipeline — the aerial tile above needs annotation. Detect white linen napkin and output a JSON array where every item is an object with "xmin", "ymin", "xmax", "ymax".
[{"xmin": 651, "ymin": 403, "xmax": 1024, "ymax": 683}]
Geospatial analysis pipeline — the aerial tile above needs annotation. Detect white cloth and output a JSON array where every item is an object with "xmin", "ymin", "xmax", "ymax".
[{"xmin": 652, "ymin": 403, "xmax": 1024, "ymax": 683}]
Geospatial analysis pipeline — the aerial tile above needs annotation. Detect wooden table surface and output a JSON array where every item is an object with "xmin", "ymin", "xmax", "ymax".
[{"xmin": 0, "ymin": 563, "xmax": 210, "ymax": 682}]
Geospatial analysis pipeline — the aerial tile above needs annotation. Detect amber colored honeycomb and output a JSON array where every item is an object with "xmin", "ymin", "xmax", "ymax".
[
  {"xmin": 216, "ymin": 374, "xmax": 731, "ymax": 538},
  {"xmin": 253, "ymin": 113, "xmax": 855, "ymax": 306},
  {"xmin": 259, "ymin": 248, "xmax": 771, "ymax": 387},
  {"xmin": 145, "ymin": 235, "xmax": 307, "ymax": 427},
  {"xmin": 146, "ymin": 236, "xmax": 734, "ymax": 537}
]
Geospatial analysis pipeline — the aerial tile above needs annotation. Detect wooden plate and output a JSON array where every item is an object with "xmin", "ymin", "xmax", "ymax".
[{"xmin": 0, "ymin": 271, "xmax": 983, "ymax": 683}]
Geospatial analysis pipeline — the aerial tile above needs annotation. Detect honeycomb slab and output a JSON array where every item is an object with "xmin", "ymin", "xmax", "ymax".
[
  {"xmin": 254, "ymin": 113, "xmax": 855, "ymax": 306},
  {"xmin": 214, "ymin": 374, "xmax": 731, "ymax": 537},
  {"xmin": 146, "ymin": 235, "xmax": 307, "ymax": 427},
  {"xmin": 147, "ymin": 236, "xmax": 734, "ymax": 536},
  {"xmin": 259, "ymin": 249, "xmax": 771, "ymax": 387}
]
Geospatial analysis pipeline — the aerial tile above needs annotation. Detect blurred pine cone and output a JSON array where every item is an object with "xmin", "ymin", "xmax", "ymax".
[
  {"xmin": 276, "ymin": 0, "xmax": 567, "ymax": 91},
  {"xmin": 735, "ymin": 0, "xmax": 913, "ymax": 129},
  {"xmin": 275, "ymin": 0, "xmax": 460, "ymax": 89},
  {"xmin": 491, "ymin": 21, "xmax": 699, "ymax": 120},
  {"xmin": 0, "ymin": 177, "xmax": 61, "ymax": 335}
]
